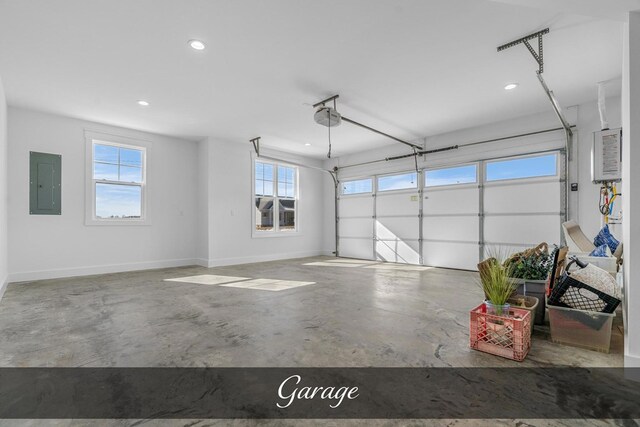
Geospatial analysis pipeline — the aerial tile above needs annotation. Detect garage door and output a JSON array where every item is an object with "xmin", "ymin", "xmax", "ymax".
[{"xmin": 336, "ymin": 150, "xmax": 565, "ymax": 270}]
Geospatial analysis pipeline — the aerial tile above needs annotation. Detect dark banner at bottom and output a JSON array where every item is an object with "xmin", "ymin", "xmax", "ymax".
[{"xmin": 0, "ymin": 368, "xmax": 639, "ymax": 419}]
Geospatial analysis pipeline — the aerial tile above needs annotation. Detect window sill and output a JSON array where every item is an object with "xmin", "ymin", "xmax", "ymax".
[
  {"xmin": 252, "ymin": 230, "xmax": 300, "ymax": 238},
  {"xmin": 85, "ymin": 218, "xmax": 151, "ymax": 226},
  {"xmin": 340, "ymin": 192, "xmax": 374, "ymax": 198}
]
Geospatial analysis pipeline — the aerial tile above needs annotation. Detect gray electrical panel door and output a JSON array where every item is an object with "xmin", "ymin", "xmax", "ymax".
[{"xmin": 29, "ymin": 151, "xmax": 62, "ymax": 215}]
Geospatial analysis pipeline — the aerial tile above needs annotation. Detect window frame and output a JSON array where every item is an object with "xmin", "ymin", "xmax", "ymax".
[
  {"xmin": 252, "ymin": 157, "xmax": 300, "ymax": 237},
  {"xmin": 485, "ymin": 152, "xmax": 559, "ymax": 183},
  {"xmin": 84, "ymin": 130, "xmax": 151, "ymax": 226},
  {"xmin": 376, "ymin": 170, "xmax": 419, "ymax": 193},
  {"xmin": 340, "ymin": 177, "xmax": 374, "ymax": 196},
  {"xmin": 424, "ymin": 163, "xmax": 478, "ymax": 188}
]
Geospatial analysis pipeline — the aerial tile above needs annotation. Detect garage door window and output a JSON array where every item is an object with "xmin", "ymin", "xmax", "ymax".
[
  {"xmin": 425, "ymin": 164, "xmax": 477, "ymax": 187},
  {"xmin": 342, "ymin": 178, "xmax": 373, "ymax": 195},
  {"xmin": 254, "ymin": 160, "xmax": 298, "ymax": 235},
  {"xmin": 377, "ymin": 172, "xmax": 417, "ymax": 192},
  {"xmin": 486, "ymin": 153, "xmax": 557, "ymax": 182}
]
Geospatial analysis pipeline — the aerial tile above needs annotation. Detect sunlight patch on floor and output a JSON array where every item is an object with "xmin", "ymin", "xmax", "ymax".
[
  {"xmin": 165, "ymin": 275, "xmax": 314, "ymax": 292},
  {"xmin": 164, "ymin": 275, "xmax": 250, "ymax": 285},
  {"xmin": 220, "ymin": 278, "xmax": 315, "ymax": 291}
]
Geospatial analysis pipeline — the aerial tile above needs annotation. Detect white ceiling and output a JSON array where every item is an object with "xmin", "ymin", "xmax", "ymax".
[{"xmin": 0, "ymin": 0, "xmax": 629, "ymax": 158}]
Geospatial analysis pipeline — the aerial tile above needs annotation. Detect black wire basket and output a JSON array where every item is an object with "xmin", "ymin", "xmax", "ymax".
[{"xmin": 548, "ymin": 273, "xmax": 621, "ymax": 314}]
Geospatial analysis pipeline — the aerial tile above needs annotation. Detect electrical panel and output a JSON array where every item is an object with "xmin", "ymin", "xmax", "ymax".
[
  {"xmin": 592, "ymin": 127, "xmax": 622, "ymax": 183},
  {"xmin": 29, "ymin": 151, "xmax": 62, "ymax": 215}
]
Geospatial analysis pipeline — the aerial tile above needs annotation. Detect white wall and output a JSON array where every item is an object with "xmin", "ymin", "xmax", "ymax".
[
  {"xmin": 322, "ymin": 95, "xmax": 622, "ymax": 254},
  {"xmin": 622, "ymin": 12, "xmax": 640, "ymax": 368},
  {"xmin": 0, "ymin": 76, "xmax": 8, "ymax": 297},
  {"xmin": 196, "ymin": 138, "xmax": 210, "ymax": 265},
  {"xmin": 201, "ymin": 137, "xmax": 328, "ymax": 267},
  {"xmin": 7, "ymin": 108, "xmax": 200, "ymax": 282}
]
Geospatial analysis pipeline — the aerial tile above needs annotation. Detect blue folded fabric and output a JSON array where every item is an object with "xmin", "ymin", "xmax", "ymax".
[
  {"xmin": 594, "ymin": 224, "xmax": 620, "ymax": 253},
  {"xmin": 589, "ymin": 244, "xmax": 609, "ymax": 257}
]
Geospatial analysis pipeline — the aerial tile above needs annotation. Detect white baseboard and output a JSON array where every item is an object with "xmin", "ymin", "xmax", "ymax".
[
  {"xmin": 7, "ymin": 251, "xmax": 329, "ymax": 283},
  {"xmin": 625, "ymin": 354, "xmax": 640, "ymax": 368},
  {"xmin": 8, "ymin": 258, "xmax": 200, "ymax": 283},
  {"xmin": 194, "ymin": 258, "xmax": 209, "ymax": 268},
  {"xmin": 207, "ymin": 250, "xmax": 324, "ymax": 268},
  {"xmin": 0, "ymin": 275, "xmax": 8, "ymax": 303}
]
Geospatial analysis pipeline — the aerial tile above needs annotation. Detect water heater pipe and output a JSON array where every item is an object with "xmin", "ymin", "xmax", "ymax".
[{"xmin": 598, "ymin": 82, "xmax": 610, "ymax": 131}]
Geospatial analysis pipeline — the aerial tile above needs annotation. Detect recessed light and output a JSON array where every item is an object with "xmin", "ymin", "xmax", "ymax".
[
  {"xmin": 305, "ymin": 143, "xmax": 312, "ymax": 146},
  {"xmin": 137, "ymin": 100, "xmax": 150, "ymax": 106},
  {"xmin": 188, "ymin": 39, "xmax": 206, "ymax": 50},
  {"xmin": 504, "ymin": 83, "xmax": 519, "ymax": 90}
]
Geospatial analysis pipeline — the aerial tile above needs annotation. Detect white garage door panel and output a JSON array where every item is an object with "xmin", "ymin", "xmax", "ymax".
[
  {"xmin": 423, "ymin": 241, "xmax": 479, "ymax": 270},
  {"xmin": 376, "ymin": 239, "xmax": 420, "ymax": 264},
  {"xmin": 339, "ymin": 196, "xmax": 374, "ymax": 218},
  {"xmin": 376, "ymin": 217, "xmax": 419, "ymax": 240},
  {"xmin": 339, "ymin": 238, "xmax": 373, "ymax": 260},
  {"xmin": 484, "ymin": 215, "xmax": 561, "ymax": 246},
  {"xmin": 339, "ymin": 218, "xmax": 373, "ymax": 238},
  {"xmin": 424, "ymin": 187, "xmax": 478, "ymax": 215},
  {"xmin": 484, "ymin": 181, "xmax": 560, "ymax": 214},
  {"xmin": 423, "ymin": 216, "xmax": 479, "ymax": 242},
  {"xmin": 376, "ymin": 192, "xmax": 419, "ymax": 216}
]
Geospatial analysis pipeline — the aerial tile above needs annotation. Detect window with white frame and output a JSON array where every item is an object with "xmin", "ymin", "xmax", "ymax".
[
  {"xmin": 425, "ymin": 164, "xmax": 477, "ymax": 187},
  {"xmin": 341, "ymin": 178, "xmax": 373, "ymax": 195},
  {"xmin": 377, "ymin": 172, "xmax": 418, "ymax": 192},
  {"xmin": 254, "ymin": 160, "xmax": 298, "ymax": 234},
  {"xmin": 91, "ymin": 141, "xmax": 146, "ymax": 220},
  {"xmin": 486, "ymin": 153, "xmax": 557, "ymax": 182}
]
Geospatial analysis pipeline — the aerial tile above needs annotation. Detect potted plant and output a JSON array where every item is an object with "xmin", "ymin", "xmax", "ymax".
[
  {"xmin": 477, "ymin": 258, "xmax": 517, "ymax": 317},
  {"xmin": 503, "ymin": 243, "xmax": 556, "ymax": 325}
]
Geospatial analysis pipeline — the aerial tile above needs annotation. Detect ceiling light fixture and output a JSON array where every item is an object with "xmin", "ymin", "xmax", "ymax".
[
  {"xmin": 188, "ymin": 39, "xmax": 206, "ymax": 50},
  {"xmin": 137, "ymin": 100, "xmax": 150, "ymax": 106},
  {"xmin": 504, "ymin": 83, "xmax": 519, "ymax": 90},
  {"xmin": 305, "ymin": 143, "xmax": 312, "ymax": 146}
]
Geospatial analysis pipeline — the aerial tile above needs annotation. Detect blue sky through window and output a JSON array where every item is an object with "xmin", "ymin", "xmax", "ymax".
[
  {"xmin": 95, "ymin": 183, "xmax": 141, "ymax": 218},
  {"xmin": 278, "ymin": 166, "xmax": 295, "ymax": 198},
  {"xmin": 94, "ymin": 163, "xmax": 119, "ymax": 181},
  {"xmin": 426, "ymin": 164, "xmax": 477, "ymax": 187},
  {"xmin": 486, "ymin": 154, "xmax": 557, "ymax": 181},
  {"xmin": 255, "ymin": 162, "xmax": 274, "ymax": 196},
  {"xmin": 94, "ymin": 144, "xmax": 118, "ymax": 163},
  {"xmin": 120, "ymin": 148, "xmax": 142, "ymax": 167},
  {"xmin": 93, "ymin": 144, "xmax": 143, "ymax": 183},
  {"xmin": 378, "ymin": 172, "xmax": 417, "ymax": 191}
]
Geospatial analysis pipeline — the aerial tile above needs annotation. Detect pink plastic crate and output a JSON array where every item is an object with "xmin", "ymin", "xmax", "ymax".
[{"xmin": 469, "ymin": 303, "xmax": 532, "ymax": 361}]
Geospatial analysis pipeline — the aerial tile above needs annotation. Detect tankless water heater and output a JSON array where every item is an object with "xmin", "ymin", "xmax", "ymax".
[{"xmin": 592, "ymin": 127, "xmax": 622, "ymax": 183}]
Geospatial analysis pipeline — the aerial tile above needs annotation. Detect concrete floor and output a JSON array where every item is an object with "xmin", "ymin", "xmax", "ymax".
[
  {"xmin": 0, "ymin": 256, "xmax": 629, "ymax": 427},
  {"xmin": 0, "ymin": 256, "xmax": 623, "ymax": 368}
]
